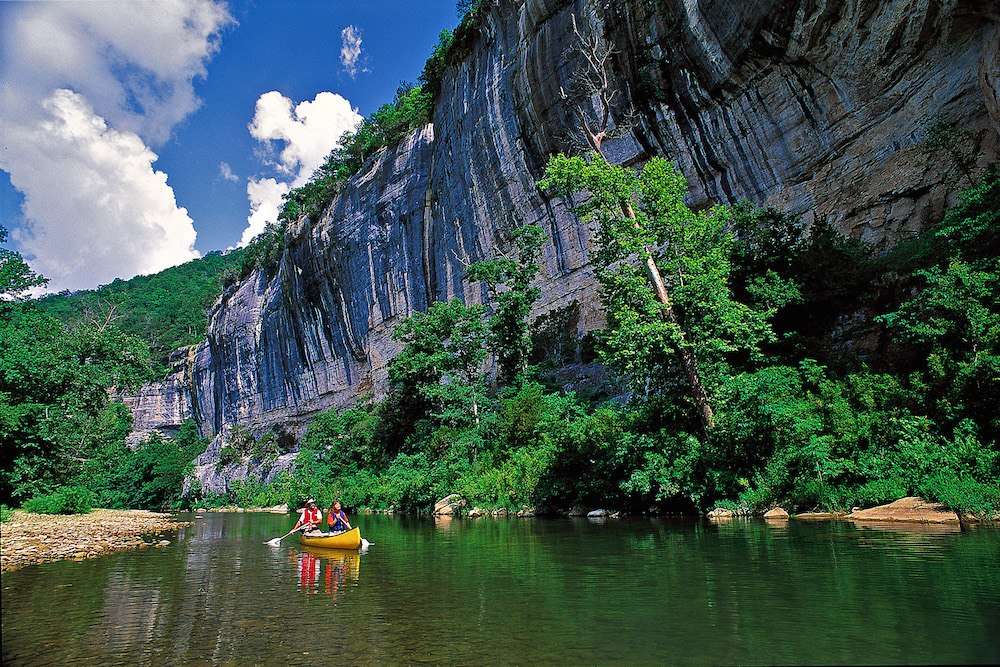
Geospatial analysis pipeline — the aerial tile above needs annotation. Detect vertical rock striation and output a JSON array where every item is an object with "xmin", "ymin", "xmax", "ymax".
[{"xmin": 128, "ymin": 0, "xmax": 998, "ymax": 491}]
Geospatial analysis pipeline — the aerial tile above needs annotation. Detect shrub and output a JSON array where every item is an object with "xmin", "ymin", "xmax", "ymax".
[
  {"xmin": 921, "ymin": 473, "xmax": 1000, "ymax": 520},
  {"xmin": 23, "ymin": 486, "xmax": 95, "ymax": 514}
]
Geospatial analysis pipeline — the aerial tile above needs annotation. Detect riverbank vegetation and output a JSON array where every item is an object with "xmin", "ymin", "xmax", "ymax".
[
  {"xmin": 2, "ymin": 163, "xmax": 998, "ymax": 520},
  {"xmin": 190, "ymin": 163, "xmax": 1000, "ymax": 520}
]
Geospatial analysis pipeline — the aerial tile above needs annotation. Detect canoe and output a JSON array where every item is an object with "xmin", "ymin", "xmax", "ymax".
[{"xmin": 298, "ymin": 527, "xmax": 361, "ymax": 550}]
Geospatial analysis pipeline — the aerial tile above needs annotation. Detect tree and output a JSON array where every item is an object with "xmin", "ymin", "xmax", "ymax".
[
  {"xmin": 389, "ymin": 299, "xmax": 488, "ymax": 427},
  {"xmin": 1, "ymin": 225, "xmax": 48, "ymax": 299},
  {"xmin": 551, "ymin": 15, "xmax": 716, "ymax": 434},
  {"xmin": 878, "ymin": 257, "xmax": 1000, "ymax": 438},
  {"xmin": 541, "ymin": 156, "xmax": 782, "ymax": 426},
  {"xmin": 0, "ymin": 302, "xmax": 152, "ymax": 503},
  {"xmin": 467, "ymin": 224, "xmax": 544, "ymax": 383}
]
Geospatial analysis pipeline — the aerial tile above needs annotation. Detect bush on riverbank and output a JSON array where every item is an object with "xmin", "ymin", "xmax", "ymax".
[
  {"xmin": 226, "ymin": 166, "xmax": 999, "ymax": 518},
  {"xmin": 22, "ymin": 486, "xmax": 95, "ymax": 514}
]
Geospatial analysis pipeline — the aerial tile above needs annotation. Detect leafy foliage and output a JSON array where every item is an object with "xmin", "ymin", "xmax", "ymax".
[
  {"xmin": 389, "ymin": 298, "xmax": 488, "ymax": 428},
  {"xmin": 467, "ymin": 225, "xmax": 544, "ymax": 383},
  {"xmin": 37, "ymin": 249, "xmax": 243, "ymax": 364},
  {"xmin": 22, "ymin": 486, "xmax": 95, "ymax": 514},
  {"xmin": 1, "ymin": 225, "xmax": 48, "ymax": 299},
  {"xmin": 1, "ymin": 301, "xmax": 152, "ymax": 504},
  {"xmin": 539, "ymin": 155, "xmax": 790, "ymax": 409},
  {"xmin": 93, "ymin": 424, "xmax": 208, "ymax": 510}
]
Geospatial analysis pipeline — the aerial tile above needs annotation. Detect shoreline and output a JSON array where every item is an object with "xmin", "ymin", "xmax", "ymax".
[{"xmin": 1, "ymin": 509, "xmax": 191, "ymax": 573}]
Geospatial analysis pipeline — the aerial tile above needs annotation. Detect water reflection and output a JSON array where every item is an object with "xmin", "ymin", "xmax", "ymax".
[
  {"xmin": 292, "ymin": 547, "xmax": 360, "ymax": 598},
  {"xmin": 2, "ymin": 514, "xmax": 999, "ymax": 666}
]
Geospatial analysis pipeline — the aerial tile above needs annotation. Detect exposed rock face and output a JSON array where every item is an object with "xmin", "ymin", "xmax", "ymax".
[{"xmin": 129, "ymin": 0, "xmax": 999, "ymax": 485}]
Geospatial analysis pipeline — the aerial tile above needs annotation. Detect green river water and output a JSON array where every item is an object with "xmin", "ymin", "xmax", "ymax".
[{"xmin": 2, "ymin": 512, "xmax": 998, "ymax": 665}]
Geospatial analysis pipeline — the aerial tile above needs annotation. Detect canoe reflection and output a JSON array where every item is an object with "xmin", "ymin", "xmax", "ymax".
[{"xmin": 291, "ymin": 547, "xmax": 361, "ymax": 597}]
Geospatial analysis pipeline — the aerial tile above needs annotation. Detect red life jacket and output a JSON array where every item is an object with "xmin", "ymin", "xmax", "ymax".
[{"xmin": 301, "ymin": 507, "xmax": 322, "ymax": 525}]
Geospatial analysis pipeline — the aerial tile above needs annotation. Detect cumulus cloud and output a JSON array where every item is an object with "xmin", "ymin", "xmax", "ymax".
[
  {"xmin": 0, "ymin": 0, "xmax": 232, "ymax": 291},
  {"xmin": 1, "ymin": 0, "xmax": 232, "ymax": 145},
  {"xmin": 239, "ymin": 91, "xmax": 361, "ymax": 245},
  {"xmin": 340, "ymin": 25, "xmax": 364, "ymax": 78},
  {"xmin": 6, "ymin": 90, "xmax": 199, "ymax": 290},
  {"xmin": 249, "ymin": 91, "xmax": 362, "ymax": 185},
  {"xmin": 241, "ymin": 177, "xmax": 291, "ymax": 247}
]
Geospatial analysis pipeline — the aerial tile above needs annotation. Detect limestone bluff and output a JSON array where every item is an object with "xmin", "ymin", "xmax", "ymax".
[{"xmin": 122, "ymin": 0, "xmax": 999, "ymax": 493}]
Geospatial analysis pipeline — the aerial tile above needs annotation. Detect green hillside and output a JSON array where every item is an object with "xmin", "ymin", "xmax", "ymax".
[{"xmin": 36, "ymin": 249, "xmax": 244, "ymax": 365}]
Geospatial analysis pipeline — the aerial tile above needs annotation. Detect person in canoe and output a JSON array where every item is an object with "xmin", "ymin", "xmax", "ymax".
[
  {"xmin": 326, "ymin": 500, "xmax": 352, "ymax": 533},
  {"xmin": 293, "ymin": 498, "xmax": 324, "ymax": 536}
]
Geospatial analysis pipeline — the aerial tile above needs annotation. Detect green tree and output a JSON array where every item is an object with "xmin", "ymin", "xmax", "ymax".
[
  {"xmin": 549, "ymin": 15, "xmax": 720, "ymax": 434},
  {"xmin": 1, "ymin": 225, "xmax": 48, "ymax": 299},
  {"xmin": 0, "ymin": 302, "xmax": 152, "ymax": 503},
  {"xmin": 467, "ymin": 225, "xmax": 544, "ymax": 383},
  {"xmin": 389, "ymin": 299, "xmax": 488, "ymax": 427},
  {"xmin": 878, "ymin": 258, "xmax": 1000, "ymax": 437},
  {"xmin": 540, "ymin": 156, "xmax": 786, "ymax": 433}
]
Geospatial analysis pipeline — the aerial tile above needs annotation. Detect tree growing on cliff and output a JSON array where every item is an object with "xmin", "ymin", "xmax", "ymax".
[
  {"xmin": 540, "ymin": 156, "xmax": 782, "ymax": 419},
  {"xmin": 467, "ymin": 224, "xmax": 544, "ymax": 384},
  {"xmin": 389, "ymin": 299, "xmax": 488, "ymax": 427},
  {"xmin": 551, "ymin": 14, "xmax": 717, "ymax": 434}
]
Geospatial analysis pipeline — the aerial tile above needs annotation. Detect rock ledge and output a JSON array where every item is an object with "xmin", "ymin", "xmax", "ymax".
[{"xmin": 845, "ymin": 497, "xmax": 959, "ymax": 524}]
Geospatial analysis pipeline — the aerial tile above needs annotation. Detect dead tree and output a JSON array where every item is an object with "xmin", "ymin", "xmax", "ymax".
[{"xmin": 560, "ymin": 13, "xmax": 716, "ymax": 433}]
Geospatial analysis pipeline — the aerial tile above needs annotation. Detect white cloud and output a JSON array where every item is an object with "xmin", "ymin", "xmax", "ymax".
[
  {"xmin": 239, "ymin": 91, "xmax": 362, "ymax": 245},
  {"xmin": 0, "ymin": 0, "xmax": 232, "ymax": 291},
  {"xmin": 219, "ymin": 161, "xmax": 239, "ymax": 183},
  {"xmin": 6, "ymin": 90, "xmax": 199, "ymax": 291},
  {"xmin": 241, "ymin": 177, "xmax": 291, "ymax": 247},
  {"xmin": 1, "ymin": 0, "xmax": 232, "ymax": 145},
  {"xmin": 340, "ymin": 25, "xmax": 364, "ymax": 78},
  {"xmin": 249, "ymin": 91, "xmax": 362, "ymax": 186}
]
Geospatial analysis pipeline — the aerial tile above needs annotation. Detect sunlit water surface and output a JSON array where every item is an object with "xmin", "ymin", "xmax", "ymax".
[{"xmin": 2, "ymin": 513, "xmax": 998, "ymax": 665}]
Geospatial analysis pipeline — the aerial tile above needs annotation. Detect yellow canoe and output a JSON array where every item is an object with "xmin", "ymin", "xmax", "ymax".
[{"xmin": 298, "ymin": 527, "xmax": 361, "ymax": 550}]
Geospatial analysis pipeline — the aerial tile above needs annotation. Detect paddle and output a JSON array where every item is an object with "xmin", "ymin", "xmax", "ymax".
[{"xmin": 266, "ymin": 526, "xmax": 302, "ymax": 546}]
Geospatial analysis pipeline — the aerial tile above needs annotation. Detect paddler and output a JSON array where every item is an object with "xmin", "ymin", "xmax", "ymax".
[
  {"xmin": 326, "ymin": 500, "xmax": 352, "ymax": 533},
  {"xmin": 293, "ymin": 498, "xmax": 324, "ymax": 536}
]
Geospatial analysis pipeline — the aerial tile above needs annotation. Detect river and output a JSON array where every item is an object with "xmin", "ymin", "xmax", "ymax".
[{"xmin": 2, "ymin": 512, "xmax": 998, "ymax": 665}]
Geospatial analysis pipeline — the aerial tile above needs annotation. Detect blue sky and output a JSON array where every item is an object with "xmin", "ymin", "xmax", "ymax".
[{"xmin": 0, "ymin": 0, "xmax": 459, "ymax": 292}]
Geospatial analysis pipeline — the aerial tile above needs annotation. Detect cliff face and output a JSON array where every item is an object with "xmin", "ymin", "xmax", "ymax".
[{"xmin": 129, "ymin": 0, "xmax": 999, "ymax": 490}]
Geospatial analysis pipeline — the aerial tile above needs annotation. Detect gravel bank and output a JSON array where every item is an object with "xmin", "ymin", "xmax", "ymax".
[{"xmin": 1, "ymin": 509, "xmax": 190, "ymax": 572}]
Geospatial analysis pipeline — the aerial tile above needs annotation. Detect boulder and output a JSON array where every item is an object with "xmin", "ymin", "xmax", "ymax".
[
  {"xmin": 433, "ymin": 494, "xmax": 466, "ymax": 515},
  {"xmin": 845, "ymin": 497, "xmax": 959, "ymax": 523},
  {"xmin": 707, "ymin": 508, "xmax": 735, "ymax": 519},
  {"xmin": 792, "ymin": 512, "xmax": 844, "ymax": 520},
  {"xmin": 763, "ymin": 507, "xmax": 790, "ymax": 519}
]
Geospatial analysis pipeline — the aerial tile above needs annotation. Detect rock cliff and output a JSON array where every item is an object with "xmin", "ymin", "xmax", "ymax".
[{"xmin": 127, "ymin": 0, "xmax": 999, "ymax": 492}]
